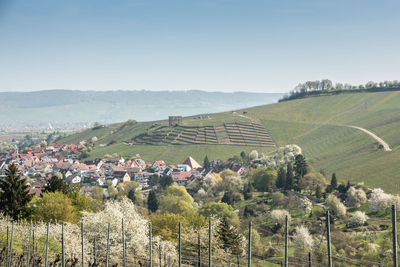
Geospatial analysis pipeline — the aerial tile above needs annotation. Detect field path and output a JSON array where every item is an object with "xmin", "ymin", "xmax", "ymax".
[{"xmin": 347, "ymin": 125, "xmax": 392, "ymax": 151}]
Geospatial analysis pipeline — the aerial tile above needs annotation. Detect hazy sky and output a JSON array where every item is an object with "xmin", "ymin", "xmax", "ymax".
[{"xmin": 0, "ymin": 0, "xmax": 399, "ymax": 93}]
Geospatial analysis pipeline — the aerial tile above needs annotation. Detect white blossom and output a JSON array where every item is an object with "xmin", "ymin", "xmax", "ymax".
[
  {"xmin": 270, "ymin": 209, "xmax": 291, "ymax": 225},
  {"xmin": 346, "ymin": 187, "xmax": 367, "ymax": 208},
  {"xmin": 348, "ymin": 211, "xmax": 368, "ymax": 227},
  {"xmin": 326, "ymin": 194, "xmax": 346, "ymax": 217},
  {"xmin": 293, "ymin": 226, "xmax": 313, "ymax": 251}
]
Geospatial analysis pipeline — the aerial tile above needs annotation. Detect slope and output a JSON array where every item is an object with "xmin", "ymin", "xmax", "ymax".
[{"xmin": 58, "ymin": 91, "xmax": 400, "ymax": 193}]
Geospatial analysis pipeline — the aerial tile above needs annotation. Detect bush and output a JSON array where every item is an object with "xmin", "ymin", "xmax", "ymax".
[
  {"xmin": 348, "ymin": 211, "xmax": 368, "ymax": 227},
  {"xmin": 293, "ymin": 226, "xmax": 313, "ymax": 251},
  {"xmin": 271, "ymin": 192, "xmax": 285, "ymax": 206},
  {"xmin": 346, "ymin": 187, "xmax": 367, "ymax": 208},
  {"xmin": 326, "ymin": 194, "xmax": 346, "ymax": 217},
  {"xmin": 368, "ymin": 188, "xmax": 392, "ymax": 212},
  {"xmin": 270, "ymin": 209, "xmax": 291, "ymax": 225}
]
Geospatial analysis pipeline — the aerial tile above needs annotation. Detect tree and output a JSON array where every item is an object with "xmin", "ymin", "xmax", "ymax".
[
  {"xmin": 127, "ymin": 189, "xmax": 136, "ymax": 203},
  {"xmin": 92, "ymin": 186, "xmax": 104, "ymax": 200},
  {"xmin": 270, "ymin": 209, "xmax": 291, "ymax": 226},
  {"xmin": 203, "ymin": 156, "xmax": 211, "ymax": 171},
  {"xmin": 285, "ymin": 163, "xmax": 294, "ymax": 191},
  {"xmin": 34, "ymin": 192, "xmax": 77, "ymax": 223},
  {"xmin": 148, "ymin": 174, "xmax": 160, "ymax": 187},
  {"xmin": 148, "ymin": 190, "xmax": 159, "ymax": 213},
  {"xmin": 240, "ymin": 151, "xmax": 246, "ymax": 160},
  {"xmin": 248, "ymin": 167, "xmax": 277, "ymax": 192},
  {"xmin": 43, "ymin": 175, "xmax": 70, "ymax": 195},
  {"xmin": 348, "ymin": 211, "xmax": 368, "ymax": 227},
  {"xmin": 330, "ymin": 173, "xmax": 338, "ymax": 189},
  {"xmin": 276, "ymin": 167, "xmax": 286, "ymax": 189},
  {"xmin": 293, "ymin": 226, "xmax": 313, "ymax": 251},
  {"xmin": 326, "ymin": 194, "xmax": 346, "ymax": 217},
  {"xmin": 0, "ymin": 163, "xmax": 33, "ymax": 220},
  {"xmin": 221, "ymin": 191, "xmax": 234, "ymax": 205},
  {"xmin": 315, "ymin": 185, "xmax": 322, "ymax": 199},
  {"xmin": 160, "ymin": 175, "xmax": 173, "ymax": 189},
  {"xmin": 217, "ymin": 216, "xmax": 243, "ymax": 255},
  {"xmin": 294, "ymin": 155, "xmax": 308, "ymax": 191},
  {"xmin": 346, "ymin": 187, "xmax": 367, "ymax": 208},
  {"xmin": 243, "ymin": 182, "xmax": 253, "ymax": 200},
  {"xmin": 249, "ymin": 150, "xmax": 259, "ymax": 160},
  {"xmin": 201, "ymin": 201, "xmax": 240, "ymax": 227}
]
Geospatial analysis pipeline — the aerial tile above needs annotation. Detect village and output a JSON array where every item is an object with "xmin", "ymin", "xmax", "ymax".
[{"xmin": 0, "ymin": 143, "xmax": 247, "ymax": 198}]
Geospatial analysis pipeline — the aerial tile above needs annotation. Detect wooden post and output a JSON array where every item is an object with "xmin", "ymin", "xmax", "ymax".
[
  {"xmin": 81, "ymin": 222, "xmax": 84, "ymax": 267},
  {"xmin": 198, "ymin": 234, "xmax": 201, "ymax": 267},
  {"xmin": 45, "ymin": 222, "xmax": 49, "ymax": 267},
  {"xmin": 149, "ymin": 223, "xmax": 153, "ymax": 267},
  {"xmin": 237, "ymin": 254, "xmax": 240, "ymax": 267},
  {"xmin": 308, "ymin": 252, "xmax": 311, "ymax": 267},
  {"xmin": 8, "ymin": 222, "xmax": 14, "ymax": 267},
  {"xmin": 179, "ymin": 222, "xmax": 182, "ymax": 267},
  {"xmin": 209, "ymin": 218, "xmax": 212, "ymax": 267},
  {"xmin": 62, "ymin": 222, "xmax": 65, "ymax": 267},
  {"xmin": 6, "ymin": 225, "xmax": 9, "ymax": 265},
  {"xmin": 248, "ymin": 221, "xmax": 252, "ymax": 267},
  {"xmin": 106, "ymin": 223, "xmax": 110, "ymax": 267},
  {"xmin": 326, "ymin": 211, "xmax": 332, "ymax": 267},
  {"xmin": 393, "ymin": 205, "xmax": 398, "ymax": 267},
  {"xmin": 122, "ymin": 218, "xmax": 126, "ymax": 267},
  {"xmin": 159, "ymin": 244, "xmax": 162, "ymax": 267},
  {"xmin": 27, "ymin": 222, "xmax": 32, "ymax": 267},
  {"xmin": 93, "ymin": 237, "xmax": 97, "ymax": 264},
  {"xmin": 284, "ymin": 216, "xmax": 288, "ymax": 267}
]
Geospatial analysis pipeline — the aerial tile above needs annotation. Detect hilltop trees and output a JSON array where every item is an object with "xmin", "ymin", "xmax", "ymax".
[{"xmin": 0, "ymin": 163, "xmax": 33, "ymax": 220}]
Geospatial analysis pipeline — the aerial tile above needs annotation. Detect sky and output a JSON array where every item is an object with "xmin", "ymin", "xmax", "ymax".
[{"xmin": 0, "ymin": 0, "xmax": 399, "ymax": 93}]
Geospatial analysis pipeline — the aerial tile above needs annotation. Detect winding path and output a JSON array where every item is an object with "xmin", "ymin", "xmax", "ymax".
[{"xmin": 347, "ymin": 125, "xmax": 392, "ymax": 151}]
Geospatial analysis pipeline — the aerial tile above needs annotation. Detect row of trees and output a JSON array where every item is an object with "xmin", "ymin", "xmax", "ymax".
[{"xmin": 281, "ymin": 79, "xmax": 400, "ymax": 101}]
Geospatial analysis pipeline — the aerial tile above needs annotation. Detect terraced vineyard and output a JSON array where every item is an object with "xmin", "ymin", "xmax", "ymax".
[{"xmin": 132, "ymin": 123, "xmax": 275, "ymax": 147}]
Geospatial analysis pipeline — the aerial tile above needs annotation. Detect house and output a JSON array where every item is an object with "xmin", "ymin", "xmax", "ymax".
[
  {"xmin": 182, "ymin": 157, "xmax": 202, "ymax": 170},
  {"xmin": 152, "ymin": 160, "xmax": 167, "ymax": 172},
  {"xmin": 134, "ymin": 171, "xmax": 152, "ymax": 185}
]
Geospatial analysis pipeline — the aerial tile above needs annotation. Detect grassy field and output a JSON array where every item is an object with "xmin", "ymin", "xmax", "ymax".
[{"xmin": 58, "ymin": 91, "xmax": 400, "ymax": 193}]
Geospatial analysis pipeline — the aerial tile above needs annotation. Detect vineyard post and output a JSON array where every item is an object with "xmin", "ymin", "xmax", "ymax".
[
  {"xmin": 248, "ymin": 221, "xmax": 252, "ymax": 267},
  {"xmin": 27, "ymin": 221, "xmax": 32, "ymax": 267},
  {"xmin": 81, "ymin": 222, "xmax": 84, "ymax": 267},
  {"xmin": 308, "ymin": 252, "xmax": 311, "ymax": 267},
  {"xmin": 159, "ymin": 244, "xmax": 162, "ymax": 267},
  {"xmin": 163, "ymin": 251, "xmax": 166, "ymax": 267},
  {"xmin": 237, "ymin": 254, "xmax": 240, "ymax": 267},
  {"xmin": 45, "ymin": 222, "xmax": 49, "ymax": 267},
  {"xmin": 62, "ymin": 222, "xmax": 65, "ymax": 267},
  {"xmin": 326, "ymin": 211, "xmax": 332, "ymax": 267},
  {"xmin": 32, "ymin": 229, "xmax": 35, "ymax": 259},
  {"xmin": 8, "ymin": 222, "xmax": 14, "ymax": 267},
  {"xmin": 198, "ymin": 234, "xmax": 201, "ymax": 267},
  {"xmin": 93, "ymin": 237, "xmax": 97, "ymax": 264},
  {"xmin": 6, "ymin": 225, "xmax": 9, "ymax": 264},
  {"xmin": 106, "ymin": 223, "xmax": 110, "ymax": 267},
  {"xmin": 393, "ymin": 205, "xmax": 398, "ymax": 267},
  {"xmin": 284, "ymin": 216, "xmax": 288, "ymax": 267},
  {"xmin": 179, "ymin": 222, "xmax": 182, "ymax": 267},
  {"xmin": 209, "ymin": 218, "xmax": 212, "ymax": 267},
  {"xmin": 133, "ymin": 248, "xmax": 136, "ymax": 267},
  {"xmin": 149, "ymin": 222, "xmax": 153, "ymax": 267},
  {"xmin": 122, "ymin": 218, "xmax": 126, "ymax": 267}
]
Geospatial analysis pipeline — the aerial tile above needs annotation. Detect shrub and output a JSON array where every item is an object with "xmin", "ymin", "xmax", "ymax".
[
  {"xmin": 368, "ymin": 188, "xmax": 392, "ymax": 212},
  {"xmin": 348, "ymin": 211, "xmax": 368, "ymax": 227},
  {"xmin": 271, "ymin": 192, "xmax": 285, "ymax": 206},
  {"xmin": 346, "ymin": 187, "xmax": 367, "ymax": 208},
  {"xmin": 293, "ymin": 226, "xmax": 313, "ymax": 251},
  {"xmin": 270, "ymin": 209, "xmax": 291, "ymax": 225},
  {"xmin": 326, "ymin": 194, "xmax": 346, "ymax": 217}
]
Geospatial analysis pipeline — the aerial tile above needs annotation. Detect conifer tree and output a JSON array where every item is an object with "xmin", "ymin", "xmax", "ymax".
[
  {"xmin": 346, "ymin": 180, "xmax": 351, "ymax": 191},
  {"xmin": 43, "ymin": 175, "xmax": 70, "ymax": 195},
  {"xmin": 0, "ymin": 163, "xmax": 33, "ymax": 220},
  {"xmin": 217, "ymin": 216, "xmax": 243, "ymax": 255},
  {"xmin": 147, "ymin": 190, "xmax": 159, "ymax": 213},
  {"xmin": 203, "ymin": 155, "xmax": 211, "ymax": 171},
  {"xmin": 315, "ymin": 185, "xmax": 322, "ymax": 199},
  {"xmin": 276, "ymin": 167, "xmax": 286, "ymax": 189},
  {"xmin": 284, "ymin": 163, "xmax": 294, "ymax": 191},
  {"xmin": 331, "ymin": 173, "xmax": 338, "ymax": 189},
  {"xmin": 293, "ymin": 155, "xmax": 308, "ymax": 191},
  {"xmin": 243, "ymin": 182, "xmax": 253, "ymax": 200}
]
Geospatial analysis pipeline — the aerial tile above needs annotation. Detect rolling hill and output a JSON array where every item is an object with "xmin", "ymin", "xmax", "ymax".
[{"xmin": 58, "ymin": 91, "xmax": 400, "ymax": 193}]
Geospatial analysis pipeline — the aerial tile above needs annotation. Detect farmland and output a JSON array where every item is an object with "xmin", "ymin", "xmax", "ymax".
[{"xmin": 58, "ymin": 91, "xmax": 400, "ymax": 192}]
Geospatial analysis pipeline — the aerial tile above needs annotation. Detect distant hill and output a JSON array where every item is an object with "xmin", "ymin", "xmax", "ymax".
[
  {"xmin": 58, "ymin": 91, "xmax": 400, "ymax": 193},
  {"xmin": 0, "ymin": 90, "xmax": 282, "ymax": 129}
]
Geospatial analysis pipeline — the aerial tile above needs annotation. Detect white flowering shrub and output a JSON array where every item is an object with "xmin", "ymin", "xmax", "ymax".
[
  {"xmin": 348, "ymin": 211, "xmax": 368, "ymax": 227},
  {"xmin": 299, "ymin": 198, "xmax": 313, "ymax": 215},
  {"xmin": 91, "ymin": 136, "xmax": 98, "ymax": 143},
  {"xmin": 249, "ymin": 150, "xmax": 259, "ymax": 160},
  {"xmin": 259, "ymin": 144, "xmax": 302, "ymax": 167},
  {"xmin": 326, "ymin": 195, "xmax": 346, "ymax": 217},
  {"xmin": 292, "ymin": 226, "xmax": 313, "ymax": 251},
  {"xmin": 369, "ymin": 188, "xmax": 393, "ymax": 212},
  {"xmin": 346, "ymin": 187, "xmax": 367, "ymax": 208},
  {"xmin": 270, "ymin": 209, "xmax": 291, "ymax": 225},
  {"xmin": 82, "ymin": 198, "xmax": 177, "ymax": 264}
]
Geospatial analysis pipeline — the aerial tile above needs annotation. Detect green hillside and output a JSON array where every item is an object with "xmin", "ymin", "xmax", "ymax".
[{"xmin": 58, "ymin": 91, "xmax": 400, "ymax": 193}]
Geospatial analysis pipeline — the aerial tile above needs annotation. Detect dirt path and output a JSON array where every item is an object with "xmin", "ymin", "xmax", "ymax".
[{"xmin": 347, "ymin": 125, "xmax": 392, "ymax": 151}]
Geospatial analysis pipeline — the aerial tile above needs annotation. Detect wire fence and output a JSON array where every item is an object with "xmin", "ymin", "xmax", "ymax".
[{"xmin": 1, "ymin": 207, "xmax": 398, "ymax": 267}]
